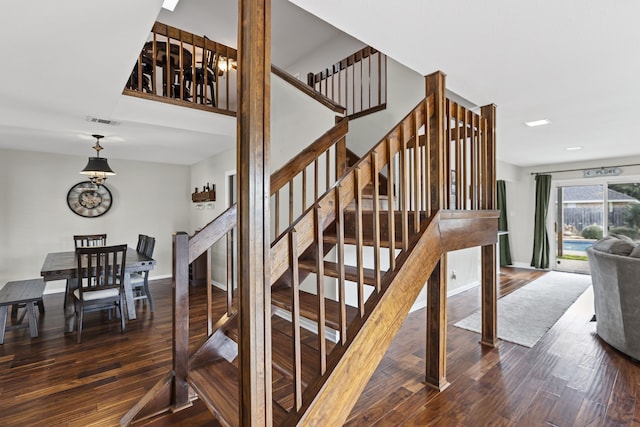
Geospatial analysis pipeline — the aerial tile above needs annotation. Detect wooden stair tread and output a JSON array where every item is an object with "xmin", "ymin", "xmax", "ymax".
[
  {"xmin": 270, "ymin": 326, "xmax": 323, "ymax": 412},
  {"xmin": 188, "ymin": 359, "xmax": 239, "ymax": 427},
  {"xmin": 271, "ymin": 327, "xmax": 320, "ymax": 388},
  {"xmin": 298, "ymin": 258, "xmax": 379, "ymax": 286},
  {"xmin": 271, "ymin": 287, "xmax": 359, "ymax": 331}
]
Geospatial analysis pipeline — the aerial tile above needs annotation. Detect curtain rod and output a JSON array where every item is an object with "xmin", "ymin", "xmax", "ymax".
[{"xmin": 530, "ymin": 163, "xmax": 640, "ymax": 176}]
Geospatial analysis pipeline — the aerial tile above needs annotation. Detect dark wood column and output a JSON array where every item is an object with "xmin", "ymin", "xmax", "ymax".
[
  {"xmin": 480, "ymin": 103, "xmax": 498, "ymax": 347},
  {"xmin": 172, "ymin": 232, "xmax": 191, "ymax": 409},
  {"xmin": 424, "ymin": 71, "xmax": 449, "ymax": 390},
  {"xmin": 237, "ymin": 0, "xmax": 272, "ymax": 425},
  {"xmin": 425, "ymin": 71, "xmax": 446, "ymax": 210},
  {"xmin": 425, "ymin": 256, "xmax": 450, "ymax": 390}
]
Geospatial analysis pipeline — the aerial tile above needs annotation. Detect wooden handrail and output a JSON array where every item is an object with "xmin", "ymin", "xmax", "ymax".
[
  {"xmin": 271, "ymin": 65, "xmax": 346, "ymax": 114},
  {"xmin": 188, "ymin": 205, "xmax": 237, "ymax": 264},
  {"xmin": 270, "ymin": 119, "xmax": 348, "ymax": 193},
  {"xmin": 307, "ymin": 46, "xmax": 387, "ymax": 119}
]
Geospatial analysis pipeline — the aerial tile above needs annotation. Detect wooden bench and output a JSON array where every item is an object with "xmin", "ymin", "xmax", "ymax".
[{"xmin": 0, "ymin": 278, "xmax": 46, "ymax": 344}]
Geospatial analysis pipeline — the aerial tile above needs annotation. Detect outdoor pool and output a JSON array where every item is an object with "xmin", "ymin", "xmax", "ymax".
[{"xmin": 563, "ymin": 239, "xmax": 594, "ymax": 252}]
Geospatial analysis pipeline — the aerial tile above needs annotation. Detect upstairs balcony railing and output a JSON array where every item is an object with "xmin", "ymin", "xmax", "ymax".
[
  {"xmin": 124, "ymin": 22, "xmax": 237, "ymax": 116},
  {"xmin": 307, "ymin": 46, "xmax": 387, "ymax": 120}
]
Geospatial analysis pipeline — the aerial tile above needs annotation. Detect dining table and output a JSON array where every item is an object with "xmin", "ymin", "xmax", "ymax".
[
  {"xmin": 40, "ymin": 247, "xmax": 156, "ymax": 333},
  {"xmin": 142, "ymin": 40, "xmax": 193, "ymax": 98}
]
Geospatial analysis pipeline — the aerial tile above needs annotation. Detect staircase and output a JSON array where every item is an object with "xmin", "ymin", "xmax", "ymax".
[{"xmin": 121, "ymin": 71, "xmax": 499, "ymax": 426}]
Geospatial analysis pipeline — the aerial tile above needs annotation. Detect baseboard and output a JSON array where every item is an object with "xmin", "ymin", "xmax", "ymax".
[
  {"xmin": 510, "ymin": 262, "xmax": 534, "ymax": 269},
  {"xmin": 272, "ymin": 307, "xmax": 340, "ymax": 343},
  {"xmin": 447, "ymin": 280, "xmax": 481, "ymax": 297},
  {"xmin": 212, "ymin": 280, "xmax": 226, "ymax": 291},
  {"xmin": 409, "ymin": 280, "xmax": 482, "ymax": 313}
]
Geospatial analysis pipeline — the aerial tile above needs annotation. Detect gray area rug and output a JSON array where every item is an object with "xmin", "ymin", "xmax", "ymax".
[{"xmin": 454, "ymin": 271, "xmax": 592, "ymax": 348}]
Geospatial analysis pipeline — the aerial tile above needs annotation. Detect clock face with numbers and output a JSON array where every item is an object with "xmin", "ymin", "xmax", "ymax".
[{"xmin": 66, "ymin": 181, "xmax": 113, "ymax": 218}]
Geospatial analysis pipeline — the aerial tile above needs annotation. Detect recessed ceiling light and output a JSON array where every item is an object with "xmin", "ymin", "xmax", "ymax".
[
  {"xmin": 524, "ymin": 119, "xmax": 551, "ymax": 127},
  {"xmin": 162, "ymin": 0, "xmax": 180, "ymax": 11},
  {"xmin": 565, "ymin": 146, "xmax": 582, "ymax": 151}
]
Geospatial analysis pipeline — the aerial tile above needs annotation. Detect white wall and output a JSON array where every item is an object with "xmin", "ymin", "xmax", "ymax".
[
  {"xmin": 284, "ymin": 33, "xmax": 366, "ymax": 84},
  {"xmin": 0, "ymin": 148, "xmax": 190, "ymax": 292}
]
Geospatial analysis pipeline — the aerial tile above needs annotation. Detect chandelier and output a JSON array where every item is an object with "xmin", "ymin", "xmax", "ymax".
[{"xmin": 80, "ymin": 134, "xmax": 115, "ymax": 186}]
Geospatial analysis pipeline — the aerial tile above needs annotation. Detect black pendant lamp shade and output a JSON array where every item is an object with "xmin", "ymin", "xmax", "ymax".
[{"xmin": 80, "ymin": 134, "xmax": 115, "ymax": 185}]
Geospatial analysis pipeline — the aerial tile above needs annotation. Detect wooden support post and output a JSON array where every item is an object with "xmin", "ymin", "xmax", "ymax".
[
  {"xmin": 425, "ymin": 256, "xmax": 449, "ymax": 391},
  {"xmin": 237, "ymin": 0, "xmax": 272, "ymax": 424},
  {"xmin": 480, "ymin": 103, "xmax": 498, "ymax": 348},
  {"xmin": 172, "ymin": 232, "xmax": 191, "ymax": 411},
  {"xmin": 425, "ymin": 71, "xmax": 446, "ymax": 211},
  {"xmin": 480, "ymin": 104, "xmax": 497, "ymax": 210},
  {"xmin": 481, "ymin": 244, "xmax": 498, "ymax": 347},
  {"xmin": 206, "ymin": 246, "xmax": 212, "ymax": 336},
  {"xmin": 424, "ymin": 71, "xmax": 448, "ymax": 390}
]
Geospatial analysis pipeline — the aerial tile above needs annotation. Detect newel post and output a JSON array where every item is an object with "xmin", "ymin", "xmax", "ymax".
[
  {"xmin": 424, "ymin": 71, "xmax": 450, "ymax": 391},
  {"xmin": 480, "ymin": 104, "xmax": 498, "ymax": 347},
  {"xmin": 172, "ymin": 231, "xmax": 191, "ymax": 410},
  {"xmin": 237, "ymin": 0, "xmax": 272, "ymax": 424}
]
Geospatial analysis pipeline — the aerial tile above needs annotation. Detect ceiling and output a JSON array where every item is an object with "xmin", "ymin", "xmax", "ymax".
[
  {"xmin": 1, "ymin": 1, "xmax": 639, "ymax": 168},
  {"xmin": 291, "ymin": 0, "xmax": 640, "ymax": 168}
]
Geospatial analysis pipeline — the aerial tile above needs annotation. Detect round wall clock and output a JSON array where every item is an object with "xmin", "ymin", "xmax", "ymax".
[{"xmin": 66, "ymin": 181, "xmax": 113, "ymax": 218}]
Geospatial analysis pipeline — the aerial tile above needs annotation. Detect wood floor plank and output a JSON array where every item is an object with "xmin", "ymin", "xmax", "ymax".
[
  {"xmin": 547, "ymin": 386, "xmax": 587, "ymax": 426},
  {"xmin": 574, "ymin": 398, "xmax": 607, "ymax": 427},
  {"xmin": 1, "ymin": 267, "xmax": 639, "ymax": 426}
]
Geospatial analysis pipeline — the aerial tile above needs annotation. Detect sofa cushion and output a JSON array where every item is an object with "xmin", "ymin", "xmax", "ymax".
[
  {"xmin": 592, "ymin": 237, "xmax": 636, "ymax": 256},
  {"xmin": 609, "ymin": 233, "xmax": 635, "ymax": 243}
]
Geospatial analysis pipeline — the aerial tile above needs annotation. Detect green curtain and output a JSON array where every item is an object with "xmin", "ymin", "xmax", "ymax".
[
  {"xmin": 497, "ymin": 180, "xmax": 512, "ymax": 266},
  {"xmin": 531, "ymin": 174, "xmax": 552, "ymax": 269}
]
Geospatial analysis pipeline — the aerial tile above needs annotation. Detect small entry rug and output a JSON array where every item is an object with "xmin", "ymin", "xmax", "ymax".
[{"xmin": 454, "ymin": 271, "xmax": 592, "ymax": 348}]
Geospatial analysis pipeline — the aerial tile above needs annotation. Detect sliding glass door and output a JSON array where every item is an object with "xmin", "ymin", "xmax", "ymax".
[
  {"xmin": 555, "ymin": 185, "xmax": 604, "ymax": 273},
  {"xmin": 607, "ymin": 183, "xmax": 640, "ymax": 240},
  {"xmin": 555, "ymin": 181, "xmax": 640, "ymax": 273}
]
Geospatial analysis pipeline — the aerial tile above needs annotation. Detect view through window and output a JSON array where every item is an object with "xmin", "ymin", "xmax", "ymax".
[{"xmin": 555, "ymin": 182, "xmax": 640, "ymax": 273}]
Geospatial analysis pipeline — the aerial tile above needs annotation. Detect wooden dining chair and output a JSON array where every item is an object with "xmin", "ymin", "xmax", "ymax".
[
  {"xmin": 131, "ymin": 236, "xmax": 156, "ymax": 312},
  {"xmin": 73, "ymin": 234, "xmax": 107, "ymax": 248},
  {"xmin": 73, "ymin": 244, "xmax": 127, "ymax": 344},
  {"xmin": 66, "ymin": 234, "xmax": 108, "ymax": 310},
  {"xmin": 135, "ymin": 234, "xmax": 147, "ymax": 254},
  {"xmin": 184, "ymin": 45, "xmax": 216, "ymax": 106}
]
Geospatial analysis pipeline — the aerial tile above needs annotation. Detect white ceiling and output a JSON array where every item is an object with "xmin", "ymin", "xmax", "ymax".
[
  {"xmin": 1, "ymin": 0, "xmax": 639, "ymax": 168},
  {"xmin": 290, "ymin": 0, "xmax": 640, "ymax": 167}
]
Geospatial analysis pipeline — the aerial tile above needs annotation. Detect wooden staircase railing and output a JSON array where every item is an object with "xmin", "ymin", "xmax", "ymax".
[
  {"xmin": 271, "ymin": 65, "xmax": 346, "ymax": 115},
  {"xmin": 122, "ymin": 71, "xmax": 499, "ymax": 427},
  {"xmin": 123, "ymin": 21, "xmax": 237, "ymax": 116},
  {"xmin": 123, "ymin": 23, "xmax": 350, "ymax": 120},
  {"xmin": 307, "ymin": 46, "xmax": 387, "ymax": 120}
]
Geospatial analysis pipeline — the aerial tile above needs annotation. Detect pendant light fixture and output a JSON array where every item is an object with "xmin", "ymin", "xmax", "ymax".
[{"xmin": 80, "ymin": 134, "xmax": 115, "ymax": 186}]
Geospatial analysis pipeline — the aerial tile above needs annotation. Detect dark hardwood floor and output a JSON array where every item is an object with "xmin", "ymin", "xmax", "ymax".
[{"xmin": 0, "ymin": 267, "xmax": 637, "ymax": 426}]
